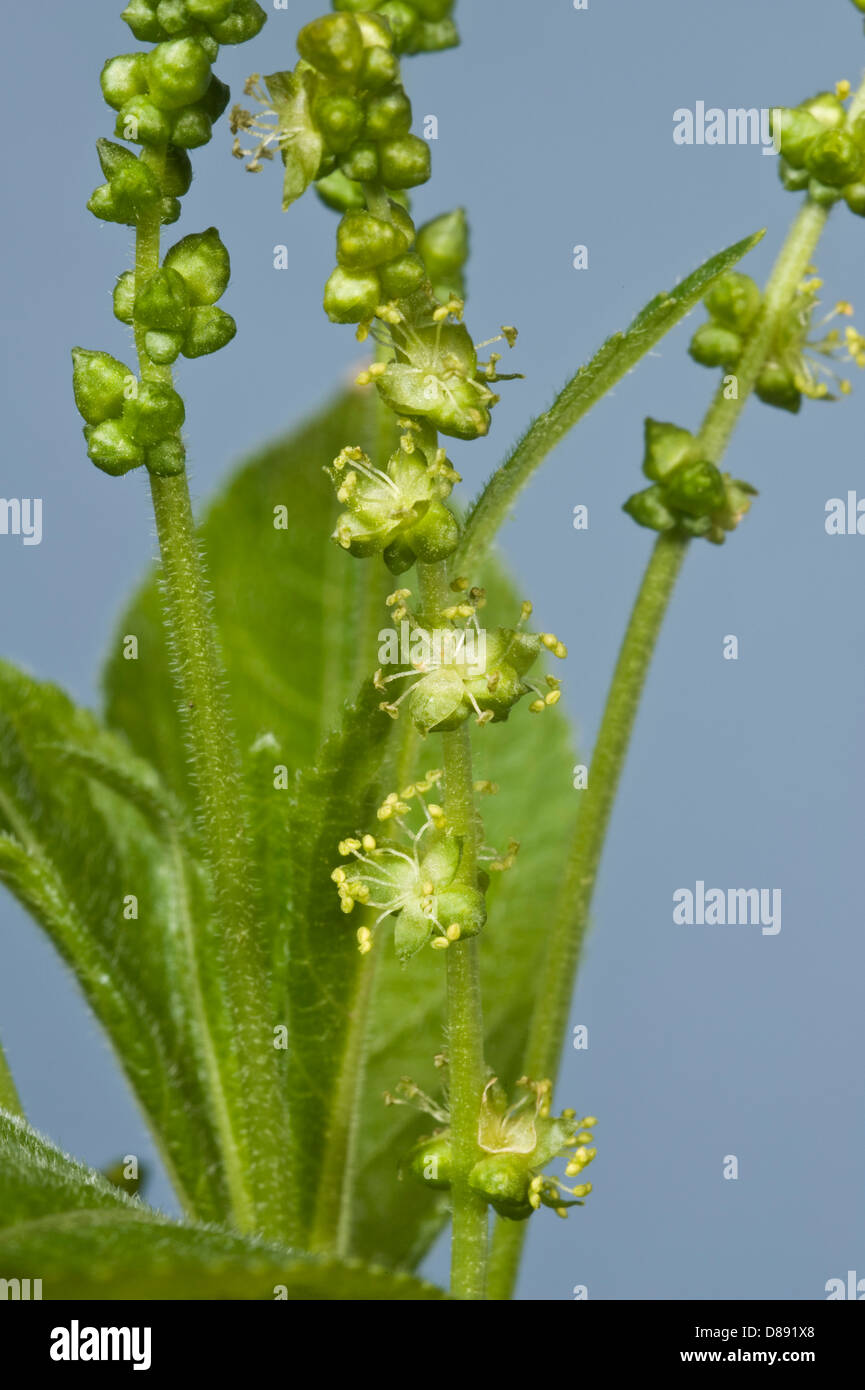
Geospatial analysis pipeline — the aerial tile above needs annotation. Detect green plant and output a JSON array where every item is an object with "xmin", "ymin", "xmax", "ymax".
[{"xmin": 1, "ymin": 1, "xmax": 863, "ymax": 1301}]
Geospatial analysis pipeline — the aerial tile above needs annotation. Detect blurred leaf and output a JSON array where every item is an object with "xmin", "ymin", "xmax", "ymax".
[{"xmin": 0, "ymin": 1112, "xmax": 133, "ymax": 1228}]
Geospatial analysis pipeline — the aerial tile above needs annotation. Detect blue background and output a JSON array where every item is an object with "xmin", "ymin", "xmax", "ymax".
[{"xmin": 1, "ymin": 0, "xmax": 862, "ymax": 1300}]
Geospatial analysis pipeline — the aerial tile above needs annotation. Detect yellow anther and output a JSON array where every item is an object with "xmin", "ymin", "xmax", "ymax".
[
  {"xmin": 361, "ymin": 834, "xmax": 376, "ymax": 852},
  {"xmin": 529, "ymin": 699, "xmax": 546, "ymax": 714},
  {"xmin": 554, "ymin": 641, "xmax": 567, "ymax": 659},
  {"xmin": 582, "ymin": 1117, "xmax": 598, "ymax": 1127},
  {"xmin": 378, "ymin": 704, "xmax": 400, "ymax": 721},
  {"xmin": 502, "ymin": 325, "xmax": 518, "ymax": 348},
  {"xmin": 477, "ymin": 709, "xmax": 495, "ymax": 725},
  {"xmin": 431, "ymin": 937, "xmax": 449, "ymax": 950},
  {"xmin": 555, "ymin": 1206, "xmax": 569, "ymax": 1220},
  {"xmin": 341, "ymin": 898, "xmax": 355, "ymax": 915},
  {"xmin": 356, "ymin": 927, "xmax": 372, "ymax": 944},
  {"xmin": 358, "ymin": 938, "xmax": 372, "ymax": 955},
  {"xmin": 520, "ymin": 600, "xmax": 533, "ymax": 621},
  {"xmin": 446, "ymin": 924, "xmax": 462, "ymax": 941},
  {"xmin": 451, "ymin": 576, "xmax": 470, "ymax": 592},
  {"xmin": 574, "ymin": 1182, "xmax": 592, "ymax": 1198},
  {"xmin": 836, "ymin": 301, "xmax": 854, "ymax": 317},
  {"xmin": 836, "ymin": 79, "xmax": 852, "ymax": 99},
  {"xmin": 545, "ymin": 689, "xmax": 562, "ymax": 706},
  {"xmin": 331, "ymin": 868, "xmax": 346, "ymax": 885},
  {"xmin": 421, "ymin": 881, "xmax": 434, "ymax": 897}
]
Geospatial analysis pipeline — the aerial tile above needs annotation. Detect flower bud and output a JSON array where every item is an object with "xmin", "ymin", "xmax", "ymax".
[
  {"xmin": 378, "ymin": 251, "xmax": 426, "ymax": 298},
  {"xmin": 399, "ymin": 497, "xmax": 459, "ymax": 564},
  {"xmin": 703, "ymin": 271, "xmax": 761, "ymax": 333},
  {"xmin": 316, "ymin": 169, "xmax": 366, "ymax": 213},
  {"xmin": 365, "ymin": 89, "xmax": 413, "ymax": 140},
  {"xmin": 414, "ymin": 0, "xmax": 456, "ymax": 19},
  {"xmin": 688, "ymin": 323, "xmax": 742, "ymax": 369},
  {"xmin": 769, "ymin": 106, "xmax": 822, "ymax": 168},
  {"xmin": 146, "ymin": 39, "xmax": 212, "ymax": 111},
  {"xmin": 181, "ymin": 305, "xmax": 237, "ymax": 356},
  {"xmin": 164, "ymin": 227, "xmax": 231, "ymax": 303},
  {"xmin": 337, "ymin": 209, "xmax": 411, "ymax": 269},
  {"xmin": 208, "ymin": 0, "xmax": 267, "ymax": 44},
  {"xmin": 662, "ymin": 459, "xmax": 726, "ymax": 518},
  {"xmin": 156, "ymin": 0, "xmax": 195, "ymax": 32},
  {"xmin": 641, "ymin": 418, "xmax": 696, "ymax": 483},
  {"xmin": 755, "ymin": 362, "xmax": 801, "ymax": 413},
  {"xmin": 100, "ymin": 54, "xmax": 149, "ymax": 111},
  {"xmin": 161, "ymin": 195, "xmax": 183, "ymax": 225},
  {"xmin": 135, "ymin": 268, "xmax": 193, "ymax": 332},
  {"xmin": 778, "ymin": 159, "xmax": 810, "ymax": 192},
  {"xmin": 844, "ymin": 182, "xmax": 865, "ymax": 216},
  {"xmin": 378, "ymin": 134, "xmax": 431, "ymax": 188},
  {"xmin": 144, "ymin": 330, "xmax": 184, "ymax": 364},
  {"xmin": 315, "ymin": 94, "xmax": 366, "ymax": 154},
  {"xmin": 360, "ymin": 45, "xmax": 399, "ymax": 90},
  {"xmin": 416, "ymin": 209, "xmax": 468, "ymax": 298},
  {"xmin": 324, "ymin": 266, "xmax": 382, "ymax": 322},
  {"xmin": 113, "ymin": 271, "xmax": 137, "ymax": 325},
  {"xmin": 169, "ymin": 106, "xmax": 213, "ymax": 148},
  {"xmin": 121, "ymin": 0, "xmax": 167, "ymax": 43},
  {"xmin": 403, "ymin": 17, "xmax": 459, "ymax": 55},
  {"xmin": 84, "ymin": 420, "xmax": 145, "ymax": 476},
  {"xmin": 801, "ymin": 91, "xmax": 847, "ymax": 130},
  {"xmin": 377, "ymin": 1, "xmax": 419, "ymax": 47},
  {"xmin": 122, "ymin": 381, "xmax": 186, "ymax": 443},
  {"xmin": 146, "ymin": 436, "xmax": 187, "ymax": 476},
  {"xmin": 186, "ymin": 0, "xmax": 235, "ymax": 19},
  {"xmin": 297, "ymin": 14, "xmax": 364, "ymax": 79},
  {"xmin": 140, "ymin": 143, "xmax": 193, "ymax": 198},
  {"xmin": 468, "ymin": 1154, "xmax": 532, "ymax": 1222},
  {"xmin": 115, "ymin": 97, "xmax": 174, "ymax": 146},
  {"xmin": 72, "ymin": 349, "xmax": 134, "ymax": 425},
  {"xmin": 622, "ymin": 485, "xmax": 677, "ymax": 533},
  {"xmin": 406, "ymin": 1134, "xmax": 453, "ymax": 1190},
  {"xmin": 340, "ymin": 141, "xmax": 381, "ymax": 182},
  {"xmin": 805, "ymin": 130, "xmax": 864, "ymax": 188}
]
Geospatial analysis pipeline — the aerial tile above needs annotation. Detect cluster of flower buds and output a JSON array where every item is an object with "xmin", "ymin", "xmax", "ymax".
[
  {"xmin": 624, "ymin": 419, "xmax": 757, "ymax": 544},
  {"xmin": 100, "ymin": 38, "xmax": 231, "ymax": 152},
  {"xmin": 114, "ymin": 227, "xmax": 236, "ymax": 364},
  {"xmin": 121, "ymin": 0, "xmax": 266, "ymax": 49},
  {"xmin": 72, "ymin": 348, "xmax": 186, "ymax": 477},
  {"xmin": 404, "ymin": 1077, "xmax": 597, "ymax": 1221},
  {"xmin": 334, "ymin": 0, "xmax": 459, "ymax": 56},
  {"xmin": 690, "ymin": 270, "xmax": 865, "ymax": 413},
  {"xmin": 375, "ymin": 593, "xmax": 566, "ymax": 734},
  {"xmin": 771, "ymin": 85, "xmax": 865, "ymax": 213},
  {"xmin": 328, "ymin": 426, "xmax": 460, "ymax": 569},
  {"xmin": 332, "ymin": 774, "xmax": 489, "ymax": 961}
]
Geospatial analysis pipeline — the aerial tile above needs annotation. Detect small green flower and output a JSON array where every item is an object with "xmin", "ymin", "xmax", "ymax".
[
  {"xmin": 624, "ymin": 419, "xmax": 757, "ymax": 544},
  {"xmin": 415, "ymin": 208, "xmax": 469, "ymax": 301},
  {"xmin": 327, "ymin": 433, "xmax": 459, "ymax": 566}
]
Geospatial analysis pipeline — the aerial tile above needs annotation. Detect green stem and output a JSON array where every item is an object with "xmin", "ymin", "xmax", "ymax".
[
  {"xmin": 487, "ymin": 166, "xmax": 853, "ymax": 1299},
  {"xmin": 0, "ymin": 1035, "xmax": 23, "ymax": 1118},
  {"xmin": 134, "ymin": 161, "xmax": 293, "ymax": 1242},
  {"xmin": 418, "ymin": 559, "xmax": 489, "ymax": 1299}
]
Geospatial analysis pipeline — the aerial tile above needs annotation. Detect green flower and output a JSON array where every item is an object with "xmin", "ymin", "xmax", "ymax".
[
  {"xmin": 328, "ymin": 432, "xmax": 459, "ymax": 567},
  {"xmin": 624, "ymin": 419, "xmax": 757, "ymax": 544}
]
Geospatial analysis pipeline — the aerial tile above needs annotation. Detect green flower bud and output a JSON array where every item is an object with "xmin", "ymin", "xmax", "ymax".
[
  {"xmin": 360, "ymin": 45, "xmax": 399, "ymax": 90},
  {"xmin": 337, "ymin": 209, "xmax": 411, "ymax": 269},
  {"xmin": 378, "ymin": 134, "xmax": 431, "ymax": 189},
  {"xmin": 297, "ymin": 14, "xmax": 364, "ymax": 79},
  {"xmin": 115, "ymin": 97, "xmax": 173, "ymax": 147},
  {"xmin": 186, "ymin": 0, "xmax": 235, "ymax": 20},
  {"xmin": 406, "ymin": 1134, "xmax": 453, "ymax": 1190},
  {"xmin": 622, "ymin": 485, "xmax": 678, "ymax": 533},
  {"xmin": 468, "ymin": 1154, "xmax": 532, "ymax": 1222},
  {"xmin": 807, "ymin": 176, "xmax": 842, "ymax": 208},
  {"xmin": 641, "ymin": 418, "xmax": 696, "ymax": 483},
  {"xmin": 87, "ymin": 184, "xmax": 124, "ymax": 223},
  {"xmin": 403, "ymin": 17, "xmax": 459, "ymax": 55},
  {"xmin": 365, "ymin": 89, "xmax": 413, "ymax": 140},
  {"xmin": 121, "ymin": 0, "xmax": 167, "ymax": 43},
  {"xmin": 414, "ymin": 0, "xmax": 456, "ymax": 20},
  {"xmin": 156, "ymin": 0, "xmax": 195, "ymax": 32},
  {"xmin": 339, "ymin": 141, "xmax": 380, "ymax": 182},
  {"xmin": 778, "ymin": 158, "xmax": 811, "ymax": 192},
  {"xmin": 316, "ymin": 169, "xmax": 366, "ymax": 213},
  {"xmin": 688, "ymin": 323, "xmax": 743, "ymax": 369},
  {"xmin": 377, "ymin": 2, "xmax": 419, "ymax": 47},
  {"xmin": 122, "ymin": 380, "xmax": 186, "ymax": 443},
  {"xmin": 200, "ymin": 75, "xmax": 231, "ymax": 122},
  {"xmin": 704, "ymin": 271, "xmax": 762, "ymax": 333},
  {"xmin": 207, "ymin": 0, "xmax": 267, "ymax": 44},
  {"xmin": 160, "ymin": 195, "xmax": 183, "ymax": 224},
  {"xmin": 146, "ymin": 39, "xmax": 212, "ymax": 111},
  {"xmin": 72, "ymin": 348, "xmax": 134, "ymax": 425},
  {"xmin": 113, "ymin": 271, "xmax": 137, "ymax": 325},
  {"xmin": 384, "ymin": 497, "xmax": 458, "ymax": 571},
  {"xmin": 378, "ymin": 251, "xmax": 426, "ymax": 299},
  {"xmin": 181, "ymin": 305, "xmax": 237, "ymax": 356},
  {"xmin": 324, "ymin": 266, "xmax": 382, "ymax": 322},
  {"xmin": 316, "ymin": 94, "xmax": 366, "ymax": 154},
  {"xmin": 144, "ymin": 330, "xmax": 184, "ymax": 364},
  {"xmin": 164, "ymin": 227, "xmax": 231, "ymax": 303},
  {"xmin": 141, "ymin": 143, "xmax": 194, "ymax": 197},
  {"xmin": 100, "ymin": 54, "xmax": 149, "ymax": 111},
  {"xmin": 844, "ymin": 181, "xmax": 865, "ymax": 216},
  {"xmin": 169, "ymin": 106, "xmax": 213, "ymax": 148},
  {"xmin": 146, "ymin": 436, "xmax": 187, "ymax": 476},
  {"xmin": 801, "ymin": 91, "xmax": 847, "ymax": 130},
  {"xmin": 805, "ymin": 129, "xmax": 864, "ymax": 188},
  {"xmin": 84, "ymin": 420, "xmax": 145, "ymax": 476},
  {"xmin": 662, "ymin": 459, "xmax": 726, "ymax": 518},
  {"xmin": 134, "ymin": 267, "xmax": 193, "ymax": 332},
  {"xmin": 769, "ymin": 106, "xmax": 822, "ymax": 168},
  {"xmin": 416, "ymin": 209, "xmax": 468, "ymax": 297},
  {"xmin": 755, "ymin": 362, "xmax": 802, "ymax": 413}
]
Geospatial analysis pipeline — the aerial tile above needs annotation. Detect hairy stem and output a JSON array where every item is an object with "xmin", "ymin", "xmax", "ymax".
[
  {"xmin": 487, "ymin": 162, "xmax": 854, "ymax": 1298},
  {"xmin": 134, "ymin": 169, "xmax": 293, "ymax": 1242},
  {"xmin": 0, "ymin": 1035, "xmax": 23, "ymax": 1118},
  {"xmin": 418, "ymin": 559, "xmax": 489, "ymax": 1300}
]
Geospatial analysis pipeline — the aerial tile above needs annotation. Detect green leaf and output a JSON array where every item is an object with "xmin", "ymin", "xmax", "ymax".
[
  {"xmin": 0, "ymin": 661, "xmax": 229, "ymax": 1222},
  {"xmin": 265, "ymin": 68, "xmax": 326, "ymax": 211},
  {"xmin": 0, "ymin": 1114, "xmax": 446, "ymax": 1298},
  {"xmin": 456, "ymin": 229, "xmax": 766, "ymax": 574}
]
